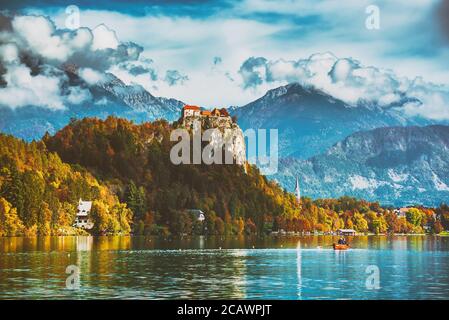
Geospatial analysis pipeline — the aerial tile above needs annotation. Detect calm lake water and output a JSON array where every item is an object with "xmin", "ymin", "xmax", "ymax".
[{"xmin": 1, "ymin": 235, "xmax": 449, "ymax": 300}]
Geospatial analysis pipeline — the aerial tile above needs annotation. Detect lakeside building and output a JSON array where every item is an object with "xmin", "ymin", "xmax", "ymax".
[
  {"xmin": 394, "ymin": 207, "xmax": 410, "ymax": 218},
  {"xmin": 74, "ymin": 199, "xmax": 94, "ymax": 229},
  {"xmin": 337, "ymin": 229, "xmax": 356, "ymax": 236},
  {"xmin": 187, "ymin": 209, "xmax": 206, "ymax": 222}
]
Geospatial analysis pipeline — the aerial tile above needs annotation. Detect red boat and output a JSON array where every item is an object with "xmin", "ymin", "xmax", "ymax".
[{"xmin": 333, "ymin": 243, "xmax": 350, "ymax": 250}]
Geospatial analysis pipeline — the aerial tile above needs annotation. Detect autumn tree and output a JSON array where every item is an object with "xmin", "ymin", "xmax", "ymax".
[
  {"xmin": 353, "ymin": 211, "xmax": 369, "ymax": 232},
  {"xmin": 0, "ymin": 197, "xmax": 24, "ymax": 236},
  {"xmin": 406, "ymin": 208, "xmax": 423, "ymax": 227},
  {"xmin": 90, "ymin": 201, "xmax": 110, "ymax": 234}
]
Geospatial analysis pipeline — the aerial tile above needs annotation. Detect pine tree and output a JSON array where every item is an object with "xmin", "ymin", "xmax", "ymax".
[{"xmin": 125, "ymin": 181, "xmax": 147, "ymax": 221}]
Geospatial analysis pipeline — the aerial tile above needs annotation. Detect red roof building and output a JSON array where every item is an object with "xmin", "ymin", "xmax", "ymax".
[
  {"xmin": 183, "ymin": 105, "xmax": 201, "ymax": 111},
  {"xmin": 219, "ymin": 108, "xmax": 230, "ymax": 117},
  {"xmin": 182, "ymin": 105, "xmax": 231, "ymax": 120},
  {"xmin": 211, "ymin": 108, "xmax": 221, "ymax": 117},
  {"xmin": 182, "ymin": 105, "xmax": 201, "ymax": 118}
]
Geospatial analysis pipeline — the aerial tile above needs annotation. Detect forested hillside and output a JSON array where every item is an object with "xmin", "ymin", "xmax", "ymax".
[
  {"xmin": 0, "ymin": 134, "xmax": 132, "ymax": 236},
  {"xmin": 1, "ymin": 117, "xmax": 447, "ymax": 237},
  {"xmin": 43, "ymin": 117, "xmax": 448, "ymax": 236},
  {"xmin": 44, "ymin": 117, "xmax": 301, "ymax": 235}
]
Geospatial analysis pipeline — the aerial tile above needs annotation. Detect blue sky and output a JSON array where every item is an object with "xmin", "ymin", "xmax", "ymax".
[{"xmin": 2, "ymin": 0, "xmax": 449, "ymax": 114}]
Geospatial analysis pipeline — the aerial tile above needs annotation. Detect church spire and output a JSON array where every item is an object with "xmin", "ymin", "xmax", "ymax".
[{"xmin": 295, "ymin": 176, "xmax": 301, "ymax": 204}]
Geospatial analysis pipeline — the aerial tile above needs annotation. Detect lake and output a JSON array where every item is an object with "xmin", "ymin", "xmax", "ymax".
[{"xmin": 1, "ymin": 235, "xmax": 449, "ymax": 299}]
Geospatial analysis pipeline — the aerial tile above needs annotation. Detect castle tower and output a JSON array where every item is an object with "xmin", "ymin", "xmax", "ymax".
[{"xmin": 295, "ymin": 176, "xmax": 301, "ymax": 204}]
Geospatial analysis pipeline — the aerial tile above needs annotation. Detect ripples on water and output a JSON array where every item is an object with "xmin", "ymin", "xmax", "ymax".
[{"xmin": 1, "ymin": 236, "xmax": 449, "ymax": 299}]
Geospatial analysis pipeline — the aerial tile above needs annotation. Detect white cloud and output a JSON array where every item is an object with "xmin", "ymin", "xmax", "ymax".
[
  {"xmin": 91, "ymin": 24, "xmax": 119, "ymax": 50},
  {"xmin": 78, "ymin": 67, "xmax": 107, "ymax": 85},
  {"xmin": 29, "ymin": 2, "xmax": 446, "ymax": 109},
  {"xmin": 11, "ymin": 15, "xmax": 92, "ymax": 61},
  {"xmin": 0, "ymin": 64, "xmax": 65, "ymax": 110},
  {"xmin": 0, "ymin": 60, "xmax": 93, "ymax": 110},
  {"xmin": 0, "ymin": 43, "xmax": 20, "ymax": 63},
  {"xmin": 238, "ymin": 52, "xmax": 449, "ymax": 119},
  {"xmin": 4, "ymin": 4, "xmax": 449, "ymax": 118},
  {"xmin": 66, "ymin": 86, "xmax": 92, "ymax": 105},
  {"xmin": 6, "ymin": 14, "xmax": 140, "ymax": 70},
  {"xmin": 402, "ymin": 78, "xmax": 449, "ymax": 120},
  {"xmin": 239, "ymin": 53, "xmax": 406, "ymax": 106},
  {"xmin": 0, "ymin": 14, "xmax": 147, "ymax": 110},
  {"xmin": 46, "ymin": 9, "xmax": 285, "ymax": 105}
]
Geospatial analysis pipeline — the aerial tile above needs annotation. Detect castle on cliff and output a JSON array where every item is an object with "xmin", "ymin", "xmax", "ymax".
[
  {"xmin": 179, "ymin": 105, "xmax": 246, "ymax": 167},
  {"xmin": 182, "ymin": 105, "xmax": 230, "ymax": 118},
  {"xmin": 181, "ymin": 105, "xmax": 233, "ymax": 128}
]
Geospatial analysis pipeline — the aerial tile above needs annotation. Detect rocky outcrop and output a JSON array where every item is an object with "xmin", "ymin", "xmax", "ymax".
[{"xmin": 179, "ymin": 114, "xmax": 246, "ymax": 166}]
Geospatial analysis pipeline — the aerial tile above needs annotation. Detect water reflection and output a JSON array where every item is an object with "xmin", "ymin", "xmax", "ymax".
[
  {"xmin": 0, "ymin": 236, "xmax": 449, "ymax": 299},
  {"xmin": 296, "ymin": 241, "xmax": 301, "ymax": 300}
]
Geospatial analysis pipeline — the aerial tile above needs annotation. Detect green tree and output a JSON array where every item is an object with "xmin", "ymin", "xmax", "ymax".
[
  {"xmin": 111, "ymin": 203, "xmax": 132, "ymax": 234},
  {"xmin": 0, "ymin": 166, "xmax": 25, "ymax": 220},
  {"xmin": 245, "ymin": 218, "xmax": 257, "ymax": 234},
  {"xmin": 55, "ymin": 202, "xmax": 75, "ymax": 228},
  {"xmin": 21, "ymin": 170, "xmax": 45, "ymax": 228},
  {"xmin": 136, "ymin": 220, "xmax": 145, "ymax": 235},
  {"xmin": 37, "ymin": 202, "xmax": 52, "ymax": 235},
  {"xmin": 406, "ymin": 208, "xmax": 423, "ymax": 227},
  {"xmin": 215, "ymin": 216, "xmax": 225, "ymax": 235},
  {"xmin": 353, "ymin": 211, "xmax": 368, "ymax": 232},
  {"xmin": 437, "ymin": 204, "xmax": 449, "ymax": 230},
  {"xmin": 90, "ymin": 201, "xmax": 110, "ymax": 234},
  {"xmin": 372, "ymin": 217, "xmax": 387, "ymax": 234},
  {"xmin": 125, "ymin": 181, "xmax": 147, "ymax": 221},
  {"xmin": 206, "ymin": 210, "xmax": 217, "ymax": 235},
  {"xmin": 232, "ymin": 217, "xmax": 245, "ymax": 235},
  {"xmin": 0, "ymin": 197, "xmax": 24, "ymax": 236},
  {"xmin": 384, "ymin": 211, "xmax": 398, "ymax": 233},
  {"xmin": 144, "ymin": 212, "xmax": 155, "ymax": 235}
]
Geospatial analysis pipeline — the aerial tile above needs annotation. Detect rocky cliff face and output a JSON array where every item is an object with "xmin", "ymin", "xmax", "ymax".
[
  {"xmin": 179, "ymin": 114, "xmax": 246, "ymax": 166},
  {"xmin": 274, "ymin": 125, "xmax": 449, "ymax": 206}
]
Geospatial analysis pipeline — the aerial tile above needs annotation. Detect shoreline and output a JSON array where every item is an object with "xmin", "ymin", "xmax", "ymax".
[{"xmin": 0, "ymin": 233, "xmax": 447, "ymax": 239}]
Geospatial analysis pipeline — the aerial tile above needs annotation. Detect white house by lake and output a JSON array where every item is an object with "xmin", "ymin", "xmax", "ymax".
[{"xmin": 74, "ymin": 199, "xmax": 94, "ymax": 230}]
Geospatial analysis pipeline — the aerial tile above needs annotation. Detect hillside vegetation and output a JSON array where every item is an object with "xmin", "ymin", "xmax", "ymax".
[
  {"xmin": 44, "ymin": 117, "xmax": 300, "ymax": 235},
  {"xmin": 0, "ymin": 133, "xmax": 132, "ymax": 236},
  {"xmin": 43, "ymin": 117, "xmax": 449, "ymax": 236}
]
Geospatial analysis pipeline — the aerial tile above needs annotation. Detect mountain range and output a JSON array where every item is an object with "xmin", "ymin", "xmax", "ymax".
[
  {"xmin": 274, "ymin": 125, "xmax": 449, "ymax": 207},
  {"xmin": 2, "ymin": 71, "xmax": 449, "ymax": 206},
  {"xmin": 230, "ymin": 83, "xmax": 431, "ymax": 159},
  {"xmin": 0, "ymin": 68, "xmax": 184, "ymax": 141}
]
